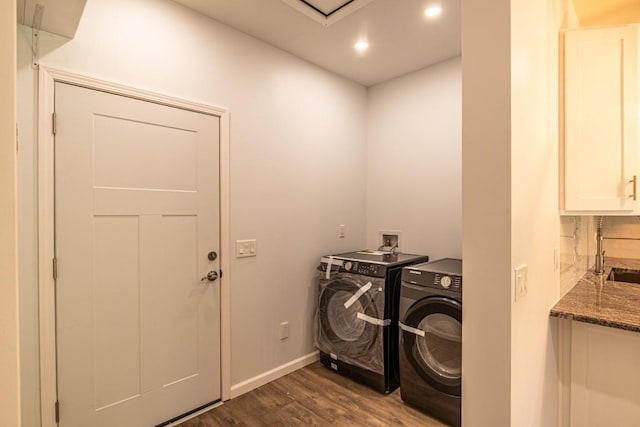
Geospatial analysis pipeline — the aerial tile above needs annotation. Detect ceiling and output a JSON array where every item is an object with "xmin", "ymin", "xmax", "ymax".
[
  {"xmin": 16, "ymin": 0, "xmax": 639, "ymax": 87},
  {"xmin": 171, "ymin": 0, "xmax": 462, "ymax": 86}
]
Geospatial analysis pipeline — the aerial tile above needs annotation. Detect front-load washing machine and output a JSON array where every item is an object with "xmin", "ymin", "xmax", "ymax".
[
  {"xmin": 315, "ymin": 250, "xmax": 428, "ymax": 393},
  {"xmin": 399, "ymin": 258, "xmax": 462, "ymax": 427}
]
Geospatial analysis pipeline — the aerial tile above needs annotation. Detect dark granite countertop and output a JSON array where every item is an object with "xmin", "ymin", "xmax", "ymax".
[{"xmin": 551, "ymin": 257, "xmax": 640, "ymax": 332}]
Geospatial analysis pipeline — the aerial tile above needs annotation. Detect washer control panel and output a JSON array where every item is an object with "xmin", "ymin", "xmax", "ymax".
[
  {"xmin": 344, "ymin": 261, "xmax": 386, "ymax": 278},
  {"xmin": 319, "ymin": 257, "xmax": 388, "ymax": 278}
]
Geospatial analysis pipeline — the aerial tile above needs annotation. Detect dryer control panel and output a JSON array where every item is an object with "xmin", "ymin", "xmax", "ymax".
[
  {"xmin": 401, "ymin": 258, "xmax": 462, "ymax": 292},
  {"xmin": 434, "ymin": 273, "xmax": 462, "ymax": 290}
]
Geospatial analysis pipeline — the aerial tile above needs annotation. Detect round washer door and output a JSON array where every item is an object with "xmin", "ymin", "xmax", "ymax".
[
  {"xmin": 318, "ymin": 279, "xmax": 379, "ymax": 359},
  {"xmin": 402, "ymin": 296, "xmax": 462, "ymax": 396}
]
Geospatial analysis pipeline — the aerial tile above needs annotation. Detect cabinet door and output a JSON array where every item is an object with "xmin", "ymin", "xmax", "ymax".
[
  {"xmin": 570, "ymin": 322, "xmax": 640, "ymax": 427},
  {"xmin": 564, "ymin": 26, "xmax": 638, "ymax": 212}
]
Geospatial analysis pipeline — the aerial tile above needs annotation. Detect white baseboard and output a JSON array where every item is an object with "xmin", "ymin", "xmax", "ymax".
[{"xmin": 230, "ymin": 351, "xmax": 319, "ymax": 399}]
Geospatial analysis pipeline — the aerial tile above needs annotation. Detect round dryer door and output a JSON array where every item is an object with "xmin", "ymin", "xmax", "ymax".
[
  {"xmin": 402, "ymin": 296, "xmax": 462, "ymax": 396},
  {"xmin": 318, "ymin": 279, "xmax": 379, "ymax": 359}
]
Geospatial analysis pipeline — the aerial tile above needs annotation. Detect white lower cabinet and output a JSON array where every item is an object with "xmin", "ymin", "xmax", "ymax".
[{"xmin": 568, "ymin": 322, "xmax": 640, "ymax": 426}]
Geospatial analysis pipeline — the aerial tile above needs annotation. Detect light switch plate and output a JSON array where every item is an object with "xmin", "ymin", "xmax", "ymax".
[
  {"xmin": 514, "ymin": 264, "xmax": 528, "ymax": 302},
  {"xmin": 236, "ymin": 239, "xmax": 257, "ymax": 258}
]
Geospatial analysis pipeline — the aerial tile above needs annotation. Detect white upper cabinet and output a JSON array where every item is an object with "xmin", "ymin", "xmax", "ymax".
[{"xmin": 563, "ymin": 25, "xmax": 639, "ymax": 213}]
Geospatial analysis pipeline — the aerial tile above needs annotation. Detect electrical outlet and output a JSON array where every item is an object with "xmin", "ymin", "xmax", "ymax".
[
  {"xmin": 514, "ymin": 264, "xmax": 528, "ymax": 302},
  {"xmin": 339, "ymin": 224, "xmax": 345, "ymax": 238},
  {"xmin": 279, "ymin": 321, "xmax": 289, "ymax": 340}
]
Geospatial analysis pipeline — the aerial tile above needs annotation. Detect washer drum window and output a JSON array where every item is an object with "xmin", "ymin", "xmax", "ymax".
[{"xmin": 315, "ymin": 273, "xmax": 386, "ymax": 374}]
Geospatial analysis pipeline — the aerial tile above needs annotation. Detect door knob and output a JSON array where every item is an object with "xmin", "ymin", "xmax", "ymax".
[{"xmin": 201, "ymin": 271, "xmax": 218, "ymax": 282}]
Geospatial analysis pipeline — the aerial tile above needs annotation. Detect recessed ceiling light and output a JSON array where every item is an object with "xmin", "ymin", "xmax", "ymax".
[
  {"xmin": 425, "ymin": 5, "xmax": 442, "ymax": 18},
  {"xmin": 354, "ymin": 40, "xmax": 369, "ymax": 52}
]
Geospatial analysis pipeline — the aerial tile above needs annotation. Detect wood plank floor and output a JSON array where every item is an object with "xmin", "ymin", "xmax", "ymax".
[{"xmin": 178, "ymin": 362, "xmax": 447, "ymax": 426}]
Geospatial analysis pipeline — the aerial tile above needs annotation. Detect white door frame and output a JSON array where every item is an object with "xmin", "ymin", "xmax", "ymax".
[{"xmin": 37, "ymin": 66, "xmax": 232, "ymax": 427}]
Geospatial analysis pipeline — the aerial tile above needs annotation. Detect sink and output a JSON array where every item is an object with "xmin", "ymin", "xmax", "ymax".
[{"xmin": 607, "ymin": 267, "xmax": 640, "ymax": 284}]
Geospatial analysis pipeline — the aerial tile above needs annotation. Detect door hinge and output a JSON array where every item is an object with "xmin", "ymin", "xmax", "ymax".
[
  {"xmin": 53, "ymin": 257, "xmax": 58, "ymax": 280},
  {"xmin": 52, "ymin": 112, "xmax": 57, "ymax": 135},
  {"xmin": 55, "ymin": 400, "xmax": 60, "ymax": 423},
  {"xmin": 16, "ymin": 124, "xmax": 19, "ymax": 153}
]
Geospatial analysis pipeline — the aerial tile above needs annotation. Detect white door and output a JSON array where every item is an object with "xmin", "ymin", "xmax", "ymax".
[{"xmin": 55, "ymin": 82, "xmax": 221, "ymax": 427}]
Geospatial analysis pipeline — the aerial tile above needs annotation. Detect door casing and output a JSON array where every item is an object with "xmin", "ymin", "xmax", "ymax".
[{"xmin": 36, "ymin": 66, "xmax": 232, "ymax": 427}]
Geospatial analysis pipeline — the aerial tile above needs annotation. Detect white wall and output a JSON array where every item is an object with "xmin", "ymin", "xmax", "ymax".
[
  {"xmin": 16, "ymin": 29, "xmax": 40, "ymax": 426},
  {"xmin": 366, "ymin": 57, "xmax": 462, "ymax": 259},
  {"xmin": 510, "ymin": 0, "xmax": 566, "ymax": 424},
  {"xmin": 16, "ymin": 0, "xmax": 367, "ymax": 411},
  {"xmin": 1, "ymin": 0, "xmax": 21, "ymax": 425},
  {"xmin": 461, "ymin": 0, "xmax": 512, "ymax": 424},
  {"xmin": 463, "ymin": 0, "xmax": 575, "ymax": 425}
]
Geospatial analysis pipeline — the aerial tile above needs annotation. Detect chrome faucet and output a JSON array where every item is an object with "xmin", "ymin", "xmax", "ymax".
[{"xmin": 594, "ymin": 216, "xmax": 605, "ymax": 274}]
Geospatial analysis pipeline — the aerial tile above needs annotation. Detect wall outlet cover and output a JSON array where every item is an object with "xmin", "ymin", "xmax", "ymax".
[{"xmin": 279, "ymin": 321, "xmax": 289, "ymax": 340}]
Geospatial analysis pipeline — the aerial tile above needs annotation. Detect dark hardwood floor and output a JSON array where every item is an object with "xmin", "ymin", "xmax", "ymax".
[{"xmin": 178, "ymin": 361, "xmax": 447, "ymax": 426}]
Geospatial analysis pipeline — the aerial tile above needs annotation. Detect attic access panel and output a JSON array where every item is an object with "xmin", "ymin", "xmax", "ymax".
[{"xmin": 281, "ymin": 0, "xmax": 375, "ymax": 26}]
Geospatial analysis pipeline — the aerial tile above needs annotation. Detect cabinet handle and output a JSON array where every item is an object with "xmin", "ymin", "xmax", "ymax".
[{"xmin": 629, "ymin": 176, "xmax": 637, "ymax": 201}]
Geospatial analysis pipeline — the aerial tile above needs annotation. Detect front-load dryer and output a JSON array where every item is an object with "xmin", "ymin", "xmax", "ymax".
[
  {"xmin": 315, "ymin": 250, "xmax": 428, "ymax": 393},
  {"xmin": 399, "ymin": 258, "xmax": 462, "ymax": 427}
]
